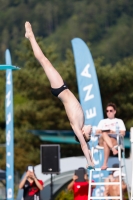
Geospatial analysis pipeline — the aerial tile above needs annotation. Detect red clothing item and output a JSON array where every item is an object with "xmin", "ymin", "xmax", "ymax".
[
  {"xmin": 23, "ymin": 179, "xmax": 43, "ymax": 200},
  {"xmin": 28, "ymin": 180, "xmax": 43, "ymax": 196},
  {"xmin": 72, "ymin": 181, "xmax": 94, "ymax": 200}
]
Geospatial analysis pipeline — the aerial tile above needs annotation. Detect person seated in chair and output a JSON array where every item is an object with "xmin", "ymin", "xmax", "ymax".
[{"xmin": 96, "ymin": 102, "xmax": 126, "ymax": 170}]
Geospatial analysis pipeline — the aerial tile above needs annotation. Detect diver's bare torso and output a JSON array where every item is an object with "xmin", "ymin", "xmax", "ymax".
[{"xmin": 58, "ymin": 89, "xmax": 84, "ymax": 129}]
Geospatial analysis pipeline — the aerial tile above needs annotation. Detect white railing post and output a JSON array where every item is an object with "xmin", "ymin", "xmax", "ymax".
[{"xmin": 130, "ymin": 127, "xmax": 133, "ymax": 200}]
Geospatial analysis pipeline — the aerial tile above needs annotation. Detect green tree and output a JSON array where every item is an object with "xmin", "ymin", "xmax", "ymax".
[
  {"xmin": 55, "ymin": 189, "xmax": 73, "ymax": 200},
  {"xmin": 0, "ymin": 37, "xmax": 79, "ymax": 173},
  {"xmin": 95, "ymin": 56, "xmax": 133, "ymax": 130}
]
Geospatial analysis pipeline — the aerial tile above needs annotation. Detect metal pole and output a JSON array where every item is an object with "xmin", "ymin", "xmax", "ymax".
[
  {"xmin": 130, "ymin": 127, "xmax": 133, "ymax": 200},
  {"xmin": 50, "ymin": 174, "xmax": 53, "ymax": 200}
]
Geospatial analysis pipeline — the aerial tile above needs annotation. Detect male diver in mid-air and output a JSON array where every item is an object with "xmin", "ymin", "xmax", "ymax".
[{"xmin": 25, "ymin": 21, "xmax": 94, "ymax": 170}]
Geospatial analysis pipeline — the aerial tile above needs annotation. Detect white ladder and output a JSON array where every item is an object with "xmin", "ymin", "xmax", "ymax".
[
  {"xmin": 88, "ymin": 167, "xmax": 123, "ymax": 200},
  {"xmin": 88, "ymin": 133, "xmax": 129, "ymax": 200}
]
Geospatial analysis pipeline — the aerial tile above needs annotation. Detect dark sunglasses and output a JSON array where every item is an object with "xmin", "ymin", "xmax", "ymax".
[{"xmin": 106, "ymin": 110, "xmax": 113, "ymax": 113}]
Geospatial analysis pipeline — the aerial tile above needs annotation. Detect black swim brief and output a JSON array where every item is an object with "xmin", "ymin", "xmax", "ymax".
[{"xmin": 51, "ymin": 83, "xmax": 68, "ymax": 97}]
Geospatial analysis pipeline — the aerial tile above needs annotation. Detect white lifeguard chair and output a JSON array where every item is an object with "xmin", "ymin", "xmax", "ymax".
[{"xmin": 88, "ymin": 130, "xmax": 130, "ymax": 200}]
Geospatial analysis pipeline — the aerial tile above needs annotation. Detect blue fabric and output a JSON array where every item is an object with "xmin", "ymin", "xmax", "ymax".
[
  {"xmin": 71, "ymin": 38, "xmax": 119, "ymax": 198},
  {"xmin": 71, "ymin": 38, "xmax": 103, "ymax": 127},
  {"xmin": 5, "ymin": 49, "xmax": 14, "ymax": 200}
]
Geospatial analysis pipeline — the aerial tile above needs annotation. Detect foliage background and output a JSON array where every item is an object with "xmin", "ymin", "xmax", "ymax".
[{"xmin": 0, "ymin": 0, "xmax": 133, "ymax": 177}]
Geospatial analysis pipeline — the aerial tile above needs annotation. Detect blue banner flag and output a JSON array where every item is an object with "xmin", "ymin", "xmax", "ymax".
[
  {"xmin": 5, "ymin": 49, "xmax": 14, "ymax": 200},
  {"xmin": 71, "ymin": 38, "xmax": 105, "ymax": 197},
  {"xmin": 71, "ymin": 38, "xmax": 103, "ymax": 126}
]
